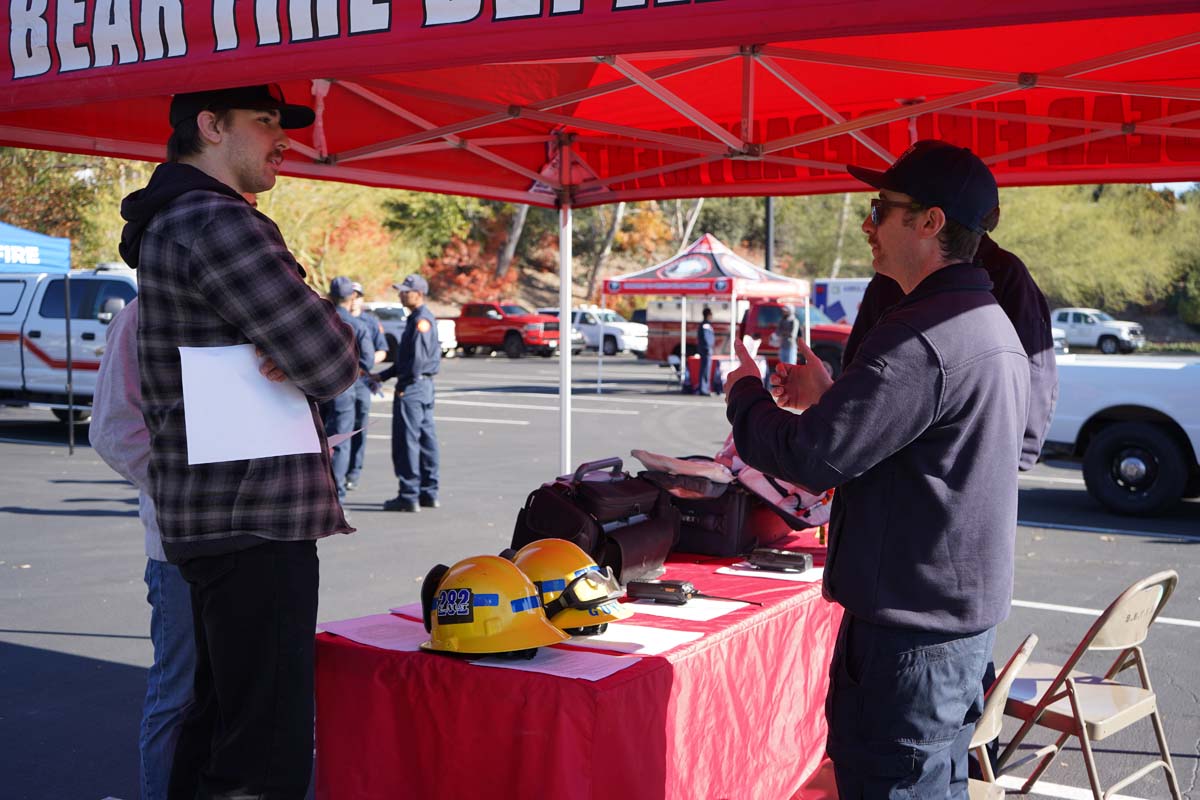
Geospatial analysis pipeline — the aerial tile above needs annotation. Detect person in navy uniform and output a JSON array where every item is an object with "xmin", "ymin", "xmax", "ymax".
[
  {"xmin": 322, "ymin": 276, "xmax": 376, "ymax": 500},
  {"xmin": 375, "ymin": 274, "xmax": 441, "ymax": 512},
  {"xmin": 346, "ymin": 282, "xmax": 388, "ymax": 492},
  {"xmin": 695, "ymin": 306, "xmax": 715, "ymax": 395}
]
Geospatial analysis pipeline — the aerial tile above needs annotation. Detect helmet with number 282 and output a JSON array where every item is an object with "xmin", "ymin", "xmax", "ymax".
[
  {"xmin": 420, "ymin": 554, "xmax": 568, "ymax": 658},
  {"xmin": 512, "ymin": 538, "xmax": 631, "ymax": 635}
]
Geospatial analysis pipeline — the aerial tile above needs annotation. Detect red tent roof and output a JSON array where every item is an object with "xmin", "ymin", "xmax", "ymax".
[
  {"xmin": 604, "ymin": 233, "xmax": 808, "ymax": 298},
  {"xmin": 3, "ymin": 2, "xmax": 1198, "ymax": 206}
]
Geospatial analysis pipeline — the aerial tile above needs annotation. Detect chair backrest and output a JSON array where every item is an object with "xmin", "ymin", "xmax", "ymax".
[
  {"xmin": 1087, "ymin": 570, "xmax": 1177, "ymax": 651},
  {"xmin": 972, "ymin": 633, "xmax": 1038, "ymax": 749}
]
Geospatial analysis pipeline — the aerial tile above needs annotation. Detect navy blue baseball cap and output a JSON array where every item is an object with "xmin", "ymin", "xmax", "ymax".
[
  {"xmin": 169, "ymin": 83, "xmax": 315, "ymax": 130},
  {"xmin": 393, "ymin": 274, "xmax": 429, "ymax": 294},
  {"xmin": 847, "ymin": 140, "xmax": 999, "ymax": 233},
  {"xmin": 329, "ymin": 276, "xmax": 355, "ymax": 299}
]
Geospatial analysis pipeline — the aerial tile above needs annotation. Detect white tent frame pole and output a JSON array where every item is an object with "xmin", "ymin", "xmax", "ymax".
[
  {"xmin": 804, "ymin": 295, "xmax": 811, "ymax": 348},
  {"xmin": 679, "ymin": 296, "xmax": 687, "ymax": 389},
  {"xmin": 939, "ymin": 106, "xmax": 1200, "ymax": 139},
  {"xmin": 729, "ymin": 290, "xmax": 737, "ymax": 360},
  {"xmin": 559, "ymin": 201, "xmax": 573, "ymax": 476},
  {"xmin": 596, "ymin": 295, "xmax": 604, "ymax": 394}
]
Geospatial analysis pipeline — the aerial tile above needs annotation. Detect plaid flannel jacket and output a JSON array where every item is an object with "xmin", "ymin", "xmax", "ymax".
[{"xmin": 134, "ymin": 186, "xmax": 358, "ymax": 562}]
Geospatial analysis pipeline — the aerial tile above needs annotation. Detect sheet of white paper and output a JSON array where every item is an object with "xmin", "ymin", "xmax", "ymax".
[
  {"xmin": 178, "ymin": 344, "xmax": 320, "ymax": 464},
  {"xmin": 716, "ymin": 563, "xmax": 825, "ymax": 583},
  {"xmin": 389, "ymin": 602, "xmax": 423, "ymax": 620},
  {"xmin": 473, "ymin": 647, "xmax": 638, "ymax": 681},
  {"xmin": 561, "ymin": 622, "xmax": 703, "ymax": 655},
  {"xmin": 318, "ymin": 613, "xmax": 429, "ymax": 651},
  {"xmin": 326, "ymin": 428, "xmax": 363, "ymax": 449},
  {"xmin": 628, "ymin": 597, "xmax": 745, "ymax": 622}
]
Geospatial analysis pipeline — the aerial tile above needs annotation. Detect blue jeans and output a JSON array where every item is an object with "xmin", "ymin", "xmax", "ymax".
[
  {"xmin": 141, "ymin": 559, "xmax": 195, "ymax": 800},
  {"xmin": 346, "ymin": 379, "xmax": 374, "ymax": 484},
  {"xmin": 826, "ymin": 614, "xmax": 994, "ymax": 799},
  {"xmin": 322, "ymin": 389, "xmax": 356, "ymax": 497},
  {"xmin": 779, "ymin": 341, "xmax": 798, "ymax": 365}
]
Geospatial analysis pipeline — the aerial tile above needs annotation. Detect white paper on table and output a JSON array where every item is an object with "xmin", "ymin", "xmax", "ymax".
[
  {"xmin": 318, "ymin": 613, "xmax": 428, "ymax": 651},
  {"xmin": 716, "ymin": 563, "xmax": 825, "ymax": 583},
  {"xmin": 561, "ymin": 622, "xmax": 703, "ymax": 655},
  {"xmin": 628, "ymin": 597, "xmax": 745, "ymax": 622},
  {"xmin": 388, "ymin": 601, "xmax": 423, "ymax": 620},
  {"xmin": 473, "ymin": 647, "xmax": 638, "ymax": 681},
  {"xmin": 178, "ymin": 344, "xmax": 320, "ymax": 465}
]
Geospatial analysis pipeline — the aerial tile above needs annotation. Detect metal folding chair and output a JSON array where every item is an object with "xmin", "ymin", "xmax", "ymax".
[
  {"xmin": 997, "ymin": 571, "xmax": 1181, "ymax": 799},
  {"xmin": 967, "ymin": 634, "xmax": 1039, "ymax": 799}
]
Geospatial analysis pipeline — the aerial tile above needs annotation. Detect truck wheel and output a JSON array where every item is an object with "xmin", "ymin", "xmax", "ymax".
[
  {"xmin": 1082, "ymin": 422, "xmax": 1187, "ymax": 515},
  {"xmin": 1098, "ymin": 335, "xmax": 1119, "ymax": 354},
  {"xmin": 52, "ymin": 408, "xmax": 90, "ymax": 424},
  {"xmin": 811, "ymin": 346, "xmax": 843, "ymax": 379},
  {"xmin": 504, "ymin": 332, "xmax": 525, "ymax": 359},
  {"xmin": 602, "ymin": 336, "xmax": 618, "ymax": 356},
  {"xmin": 461, "ymin": 345, "xmax": 477, "ymax": 357}
]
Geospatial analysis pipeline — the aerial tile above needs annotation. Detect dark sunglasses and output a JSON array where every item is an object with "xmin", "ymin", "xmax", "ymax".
[{"xmin": 870, "ymin": 197, "xmax": 925, "ymax": 227}]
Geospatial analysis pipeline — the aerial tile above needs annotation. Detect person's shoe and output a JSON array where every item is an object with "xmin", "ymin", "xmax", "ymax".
[
  {"xmin": 382, "ymin": 496, "xmax": 420, "ymax": 512},
  {"xmin": 419, "ymin": 497, "xmax": 440, "ymax": 509},
  {"xmin": 344, "ymin": 479, "xmax": 358, "ymax": 492}
]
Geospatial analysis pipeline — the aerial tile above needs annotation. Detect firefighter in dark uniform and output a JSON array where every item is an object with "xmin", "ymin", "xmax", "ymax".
[
  {"xmin": 375, "ymin": 274, "xmax": 440, "ymax": 512},
  {"xmin": 696, "ymin": 307, "xmax": 715, "ymax": 395},
  {"xmin": 346, "ymin": 282, "xmax": 388, "ymax": 491},
  {"xmin": 322, "ymin": 276, "xmax": 376, "ymax": 500}
]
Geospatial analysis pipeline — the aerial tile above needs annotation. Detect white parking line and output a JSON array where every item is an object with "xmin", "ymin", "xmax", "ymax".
[
  {"xmin": 1018, "ymin": 474, "xmax": 1086, "ymax": 486},
  {"xmin": 1017, "ymin": 519, "xmax": 1200, "ymax": 543},
  {"xmin": 436, "ymin": 398, "xmax": 637, "ymax": 415},
  {"xmin": 448, "ymin": 389, "xmax": 706, "ymax": 408},
  {"xmin": 1011, "ymin": 599, "xmax": 1199, "ymax": 628},
  {"xmin": 365, "ymin": 415, "xmax": 530, "ymax": 434},
  {"xmin": 997, "ymin": 775, "xmax": 1143, "ymax": 800}
]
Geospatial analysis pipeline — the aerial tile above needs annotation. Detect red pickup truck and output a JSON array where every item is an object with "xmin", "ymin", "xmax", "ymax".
[
  {"xmin": 643, "ymin": 299, "xmax": 852, "ymax": 377},
  {"xmin": 455, "ymin": 302, "xmax": 560, "ymax": 358}
]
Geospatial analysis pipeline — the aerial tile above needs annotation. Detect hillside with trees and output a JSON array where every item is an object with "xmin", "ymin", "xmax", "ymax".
[{"xmin": 3, "ymin": 147, "xmax": 1198, "ymax": 335}]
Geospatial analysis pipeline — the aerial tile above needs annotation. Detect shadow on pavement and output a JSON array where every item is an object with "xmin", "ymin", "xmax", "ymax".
[{"xmin": 0, "ymin": 640, "xmax": 142, "ymax": 800}]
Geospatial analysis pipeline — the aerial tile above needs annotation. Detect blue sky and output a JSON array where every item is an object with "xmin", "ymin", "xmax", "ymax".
[{"xmin": 1152, "ymin": 182, "xmax": 1197, "ymax": 195}]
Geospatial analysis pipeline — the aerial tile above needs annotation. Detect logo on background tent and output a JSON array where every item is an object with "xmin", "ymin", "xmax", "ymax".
[
  {"xmin": 714, "ymin": 279, "xmax": 729, "ymax": 292},
  {"xmin": 659, "ymin": 257, "xmax": 709, "ymax": 279},
  {"xmin": 607, "ymin": 280, "xmax": 621, "ymax": 293},
  {"xmin": 825, "ymin": 301, "xmax": 847, "ymax": 323}
]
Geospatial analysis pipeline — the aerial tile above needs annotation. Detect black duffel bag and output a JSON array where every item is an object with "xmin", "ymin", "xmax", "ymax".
[{"xmin": 511, "ymin": 458, "xmax": 679, "ymax": 583}]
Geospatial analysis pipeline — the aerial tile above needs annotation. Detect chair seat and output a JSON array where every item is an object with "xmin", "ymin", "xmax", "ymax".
[
  {"xmin": 1005, "ymin": 661, "xmax": 1157, "ymax": 740},
  {"xmin": 968, "ymin": 779, "xmax": 1005, "ymax": 800}
]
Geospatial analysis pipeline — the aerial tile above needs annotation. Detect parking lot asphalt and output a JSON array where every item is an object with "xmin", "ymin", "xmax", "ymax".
[{"xmin": 2, "ymin": 353, "xmax": 1197, "ymax": 800}]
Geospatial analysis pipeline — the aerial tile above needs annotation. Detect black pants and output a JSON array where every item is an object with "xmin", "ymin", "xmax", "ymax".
[{"xmin": 169, "ymin": 540, "xmax": 319, "ymax": 800}]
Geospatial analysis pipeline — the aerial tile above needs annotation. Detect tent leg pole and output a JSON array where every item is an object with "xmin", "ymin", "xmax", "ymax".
[
  {"xmin": 597, "ymin": 295, "xmax": 604, "ymax": 395},
  {"xmin": 679, "ymin": 296, "xmax": 687, "ymax": 389},
  {"xmin": 559, "ymin": 203, "xmax": 573, "ymax": 476},
  {"xmin": 804, "ymin": 295, "xmax": 811, "ymax": 348},
  {"xmin": 65, "ymin": 274, "xmax": 74, "ymax": 456}
]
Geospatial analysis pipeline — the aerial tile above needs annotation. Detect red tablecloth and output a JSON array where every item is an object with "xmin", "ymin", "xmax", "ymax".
[{"xmin": 315, "ymin": 555, "xmax": 841, "ymax": 800}]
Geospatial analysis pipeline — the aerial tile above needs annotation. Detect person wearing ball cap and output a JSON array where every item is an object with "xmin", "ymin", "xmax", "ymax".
[
  {"xmin": 723, "ymin": 140, "xmax": 1030, "ymax": 798},
  {"xmin": 374, "ymin": 273, "xmax": 441, "ymax": 512},
  {"xmin": 118, "ymin": 83, "xmax": 357, "ymax": 800}
]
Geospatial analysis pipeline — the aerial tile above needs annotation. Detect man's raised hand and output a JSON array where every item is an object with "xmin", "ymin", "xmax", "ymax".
[{"xmin": 724, "ymin": 337, "xmax": 763, "ymax": 404}]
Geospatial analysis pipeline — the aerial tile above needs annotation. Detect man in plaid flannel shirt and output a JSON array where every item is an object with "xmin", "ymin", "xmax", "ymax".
[{"xmin": 118, "ymin": 84, "xmax": 358, "ymax": 800}]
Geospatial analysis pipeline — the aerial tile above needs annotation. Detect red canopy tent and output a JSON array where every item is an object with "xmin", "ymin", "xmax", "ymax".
[
  {"xmin": 3, "ymin": 1, "xmax": 1199, "ymax": 470},
  {"xmin": 603, "ymin": 233, "xmax": 808, "ymax": 381}
]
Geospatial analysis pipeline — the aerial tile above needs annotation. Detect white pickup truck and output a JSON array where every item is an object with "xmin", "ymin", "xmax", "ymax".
[
  {"xmin": 1051, "ymin": 307, "xmax": 1146, "ymax": 353},
  {"xmin": 0, "ymin": 266, "xmax": 137, "ymax": 421},
  {"xmin": 1044, "ymin": 354, "xmax": 1200, "ymax": 515}
]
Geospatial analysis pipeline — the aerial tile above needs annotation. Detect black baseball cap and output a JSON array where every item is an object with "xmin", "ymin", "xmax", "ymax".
[
  {"xmin": 847, "ymin": 140, "xmax": 999, "ymax": 233},
  {"xmin": 169, "ymin": 83, "xmax": 315, "ymax": 130}
]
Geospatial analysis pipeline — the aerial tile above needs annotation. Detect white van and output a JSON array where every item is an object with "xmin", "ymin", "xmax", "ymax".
[{"xmin": 0, "ymin": 265, "xmax": 137, "ymax": 420}]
